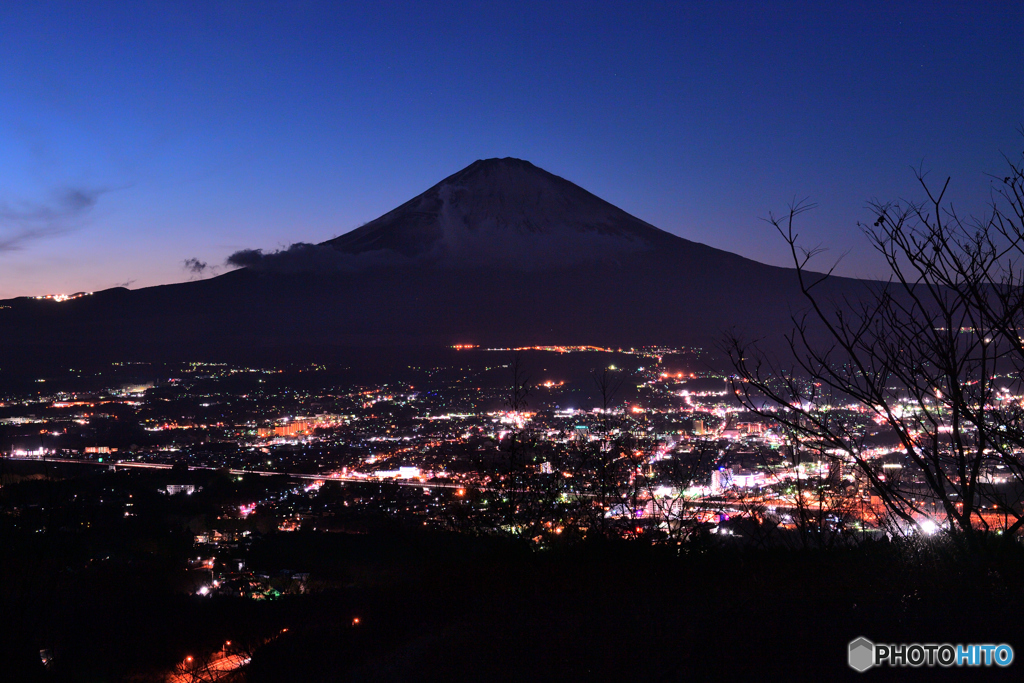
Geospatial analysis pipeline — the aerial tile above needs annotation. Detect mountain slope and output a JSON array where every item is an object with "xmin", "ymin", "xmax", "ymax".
[{"xmin": 0, "ymin": 158, "xmax": 857, "ymax": 369}]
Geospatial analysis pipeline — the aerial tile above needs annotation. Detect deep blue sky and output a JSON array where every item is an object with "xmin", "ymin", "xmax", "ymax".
[{"xmin": 1, "ymin": 1, "xmax": 1021, "ymax": 297}]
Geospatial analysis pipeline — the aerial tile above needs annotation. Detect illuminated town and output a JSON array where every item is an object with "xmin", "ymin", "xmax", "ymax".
[
  {"xmin": 7, "ymin": 345, "xmax": 1017, "ymax": 559},
  {"xmin": 5, "ymin": 345, "xmax": 1024, "ymax": 680}
]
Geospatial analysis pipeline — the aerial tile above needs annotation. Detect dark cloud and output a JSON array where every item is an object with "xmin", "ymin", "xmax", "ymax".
[
  {"xmin": 225, "ymin": 243, "xmax": 410, "ymax": 273},
  {"xmin": 0, "ymin": 186, "xmax": 109, "ymax": 251},
  {"xmin": 182, "ymin": 257, "xmax": 219, "ymax": 280},
  {"xmin": 183, "ymin": 258, "xmax": 208, "ymax": 274},
  {"xmin": 224, "ymin": 248, "xmax": 265, "ymax": 269}
]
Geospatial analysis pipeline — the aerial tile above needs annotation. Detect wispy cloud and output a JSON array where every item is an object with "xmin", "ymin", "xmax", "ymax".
[
  {"xmin": 182, "ymin": 257, "xmax": 221, "ymax": 280},
  {"xmin": 183, "ymin": 257, "xmax": 208, "ymax": 275},
  {"xmin": 224, "ymin": 242, "xmax": 412, "ymax": 273},
  {"xmin": 0, "ymin": 186, "xmax": 110, "ymax": 251}
]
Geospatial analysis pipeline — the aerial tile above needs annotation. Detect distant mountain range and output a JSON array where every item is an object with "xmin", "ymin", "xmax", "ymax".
[{"xmin": 1, "ymin": 158, "xmax": 863, "ymax": 370}]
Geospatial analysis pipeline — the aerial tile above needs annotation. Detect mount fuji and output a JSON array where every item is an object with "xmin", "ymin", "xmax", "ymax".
[{"xmin": 1, "ymin": 158, "xmax": 857, "ymax": 368}]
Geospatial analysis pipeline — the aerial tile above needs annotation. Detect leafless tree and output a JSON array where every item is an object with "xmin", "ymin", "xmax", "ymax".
[
  {"xmin": 755, "ymin": 432, "xmax": 861, "ymax": 549},
  {"xmin": 648, "ymin": 442, "xmax": 721, "ymax": 545},
  {"xmin": 496, "ymin": 352, "xmax": 536, "ymax": 538},
  {"xmin": 724, "ymin": 143, "xmax": 1024, "ymax": 551},
  {"xmin": 170, "ymin": 637, "xmax": 256, "ymax": 682},
  {"xmin": 586, "ymin": 367, "xmax": 626, "ymax": 536}
]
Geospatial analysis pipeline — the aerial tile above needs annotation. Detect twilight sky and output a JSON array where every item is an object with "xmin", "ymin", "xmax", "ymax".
[{"xmin": 1, "ymin": 1, "xmax": 1022, "ymax": 298}]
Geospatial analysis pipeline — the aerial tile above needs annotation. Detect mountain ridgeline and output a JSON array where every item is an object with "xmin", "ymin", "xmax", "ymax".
[{"xmin": 1, "ymin": 158, "xmax": 856, "ymax": 370}]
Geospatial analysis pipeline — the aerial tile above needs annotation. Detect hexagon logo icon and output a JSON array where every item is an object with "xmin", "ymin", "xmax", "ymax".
[{"xmin": 848, "ymin": 637, "xmax": 875, "ymax": 672}]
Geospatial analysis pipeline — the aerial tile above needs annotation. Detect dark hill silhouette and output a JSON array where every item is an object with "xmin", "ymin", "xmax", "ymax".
[{"xmin": 0, "ymin": 158, "xmax": 861, "ymax": 371}]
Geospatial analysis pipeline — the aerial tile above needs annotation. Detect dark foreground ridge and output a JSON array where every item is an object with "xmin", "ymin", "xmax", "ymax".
[
  {"xmin": 0, "ymin": 158, "xmax": 865, "ymax": 372},
  {"xmin": 4, "ymin": 515, "xmax": 1021, "ymax": 682}
]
